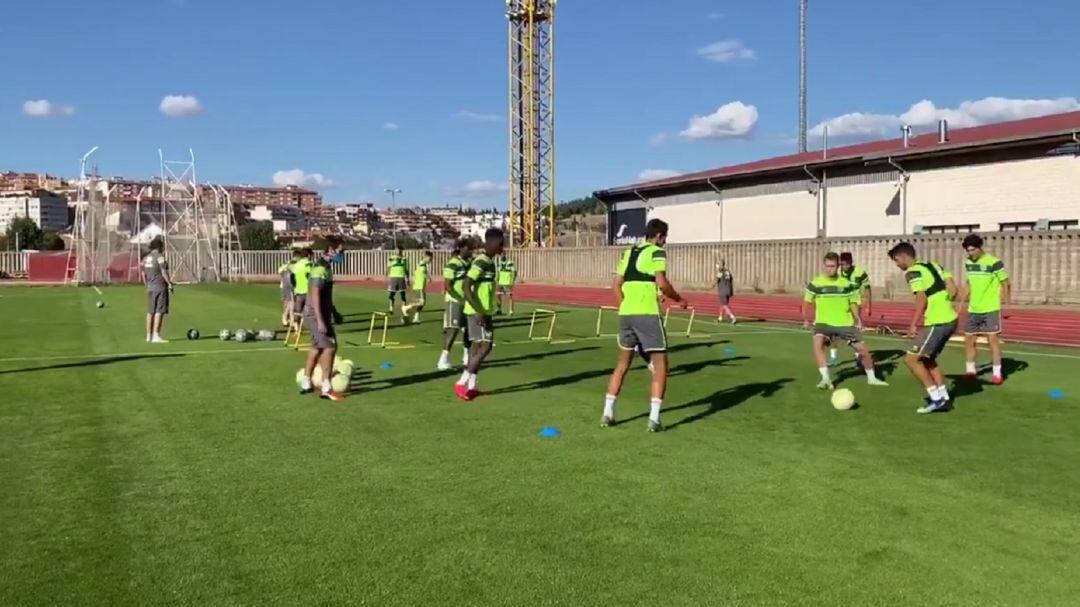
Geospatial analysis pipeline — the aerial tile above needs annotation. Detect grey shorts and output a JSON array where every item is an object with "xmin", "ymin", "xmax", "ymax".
[
  {"xmin": 618, "ymin": 315, "xmax": 667, "ymax": 353},
  {"xmin": 304, "ymin": 316, "xmax": 337, "ymax": 350},
  {"xmin": 498, "ymin": 284, "xmax": 514, "ymax": 294},
  {"xmin": 909, "ymin": 321, "xmax": 958, "ymax": 360},
  {"xmin": 444, "ymin": 301, "xmax": 466, "ymax": 330},
  {"xmin": 815, "ymin": 324, "xmax": 863, "ymax": 346},
  {"xmin": 281, "ymin": 287, "xmax": 293, "ymax": 302},
  {"xmin": 966, "ymin": 311, "xmax": 1001, "ymax": 335},
  {"xmin": 467, "ymin": 314, "xmax": 495, "ymax": 343},
  {"xmin": 147, "ymin": 290, "xmax": 169, "ymax": 315},
  {"xmin": 292, "ymin": 294, "xmax": 307, "ymax": 314},
  {"xmin": 388, "ymin": 278, "xmax": 407, "ymax": 292},
  {"xmin": 717, "ymin": 290, "xmax": 733, "ymax": 305}
]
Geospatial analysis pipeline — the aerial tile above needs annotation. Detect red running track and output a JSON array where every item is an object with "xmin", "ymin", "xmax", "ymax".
[{"xmin": 343, "ymin": 279, "xmax": 1080, "ymax": 347}]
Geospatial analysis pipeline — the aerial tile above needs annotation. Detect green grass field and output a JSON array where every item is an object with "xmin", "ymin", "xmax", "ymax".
[{"xmin": 1, "ymin": 284, "xmax": 1078, "ymax": 606}]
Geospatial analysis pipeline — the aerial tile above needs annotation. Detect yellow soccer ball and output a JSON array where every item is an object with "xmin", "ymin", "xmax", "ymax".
[{"xmin": 831, "ymin": 388, "xmax": 856, "ymax": 411}]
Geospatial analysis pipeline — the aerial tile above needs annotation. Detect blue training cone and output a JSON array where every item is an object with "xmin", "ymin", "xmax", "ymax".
[
  {"xmin": 723, "ymin": 347, "xmax": 736, "ymax": 356},
  {"xmin": 1049, "ymin": 389, "xmax": 1064, "ymax": 399},
  {"xmin": 380, "ymin": 362, "xmax": 393, "ymax": 370},
  {"xmin": 538, "ymin": 426, "xmax": 561, "ymax": 438}
]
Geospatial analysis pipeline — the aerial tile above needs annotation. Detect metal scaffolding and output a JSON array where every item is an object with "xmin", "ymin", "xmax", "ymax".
[
  {"xmin": 158, "ymin": 149, "xmax": 221, "ymax": 283},
  {"xmin": 507, "ymin": 0, "xmax": 556, "ymax": 248}
]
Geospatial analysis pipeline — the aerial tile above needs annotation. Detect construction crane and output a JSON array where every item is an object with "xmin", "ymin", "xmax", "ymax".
[{"xmin": 507, "ymin": 0, "xmax": 556, "ymax": 248}]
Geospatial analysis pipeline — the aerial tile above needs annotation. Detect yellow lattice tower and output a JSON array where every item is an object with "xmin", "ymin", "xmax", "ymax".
[{"xmin": 507, "ymin": 0, "xmax": 556, "ymax": 248}]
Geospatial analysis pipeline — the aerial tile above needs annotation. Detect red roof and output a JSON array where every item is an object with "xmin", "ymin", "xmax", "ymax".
[{"xmin": 599, "ymin": 110, "xmax": 1080, "ymax": 196}]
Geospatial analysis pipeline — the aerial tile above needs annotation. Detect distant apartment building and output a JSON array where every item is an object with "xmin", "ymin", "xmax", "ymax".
[
  {"xmin": 0, "ymin": 171, "xmax": 67, "ymax": 192},
  {"xmin": 249, "ymin": 204, "xmax": 306, "ymax": 233},
  {"xmin": 0, "ymin": 191, "xmax": 69, "ymax": 233},
  {"xmin": 225, "ymin": 185, "xmax": 322, "ymax": 211}
]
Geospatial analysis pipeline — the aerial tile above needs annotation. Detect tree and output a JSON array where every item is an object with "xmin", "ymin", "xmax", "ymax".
[
  {"xmin": 239, "ymin": 221, "xmax": 279, "ymax": 251},
  {"xmin": 5, "ymin": 216, "xmax": 43, "ymax": 251},
  {"xmin": 555, "ymin": 196, "xmax": 603, "ymax": 220},
  {"xmin": 41, "ymin": 232, "xmax": 65, "ymax": 251}
]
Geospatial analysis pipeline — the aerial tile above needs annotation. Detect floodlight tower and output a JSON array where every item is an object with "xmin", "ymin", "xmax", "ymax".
[
  {"xmin": 798, "ymin": 0, "xmax": 808, "ymax": 153},
  {"xmin": 507, "ymin": 0, "xmax": 556, "ymax": 248}
]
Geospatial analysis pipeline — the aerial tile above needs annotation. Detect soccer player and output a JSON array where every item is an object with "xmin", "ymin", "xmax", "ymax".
[
  {"xmin": 888, "ymin": 242, "xmax": 959, "ymax": 414},
  {"xmin": 959, "ymin": 234, "xmax": 1010, "ymax": 384},
  {"xmin": 300, "ymin": 236, "xmax": 345, "ymax": 401},
  {"xmin": 454, "ymin": 228, "xmax": 505, "ymax": 400},
  {"xmin": 601, "ymin": 219, "xmax": 686, "ymax": 433},
  {"xmin": 143, "ymin": 236, "xmax": 173, "ymax": 343},
  {"xmin": 496, "ymin": 255, "xmax": 517, "ymax": 315},
  {"xmin": 838, "ymin": 252, "xmax": 872, "ymax": 366},
  {"xmin": 438, "ymin": 238, "xmax": 473, "ymax": 371},
  {"xmin": 278, "ymin": 249, "xmax": 300, "ymax": 326},
  {"xmin": 802, "ymin": 252, "xmax": 888, "ymax": 389},
  {"xmin": 387, "ymin": 246, "xmax": 409, "ymax": 319},
  {"xmin": 715, "ymin": 258, "xmax": 736, "ymax": 324},
  {"xmin": 404, "ymin": 250, "xmax": 433, "ymax": 324},
  {"xmin": 289, "ymin": 248, "xmax": 313, "ymax": 332}
]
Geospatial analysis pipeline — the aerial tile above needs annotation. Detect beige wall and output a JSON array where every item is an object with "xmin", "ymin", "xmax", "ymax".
[
  {"xmin": 825, "ymin": 182, "xmax": 904, "ymax": 236},
  {"xmin": 647, "ymin": 200, "xmax": 721, "ymax": 243},
  {"xmin": 721, "ymin": 191, "xmax": 818, "ymax": 241},
  {"xmin": 906, "ymin": 155, "xmax": 1080, "ymax": 230}
]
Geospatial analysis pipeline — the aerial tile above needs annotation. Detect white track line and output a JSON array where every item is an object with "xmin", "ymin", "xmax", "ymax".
[{"xmin": 92, "ymin": 286, "xmax": 103, "ymax": 296}]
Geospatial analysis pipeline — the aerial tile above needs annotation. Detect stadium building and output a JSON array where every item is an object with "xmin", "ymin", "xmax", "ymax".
[{"xmin": 595, "ymin": 112, "xmax": 1080, "ymax": 244}]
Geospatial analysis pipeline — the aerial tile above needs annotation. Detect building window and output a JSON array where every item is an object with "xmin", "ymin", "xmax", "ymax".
[
  {"xmin": 1049, "ymin": 219, "xmax": 1079, "ymax": 230},
  {"xmin": 998, "ymin": 219, "xmax": 1079, "ymax": 231},
  {"xmin": 922, "ymin": 224, "xmax": 980, "ymax": 234}
]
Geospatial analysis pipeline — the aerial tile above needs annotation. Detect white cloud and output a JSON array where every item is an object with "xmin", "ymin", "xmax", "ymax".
[
  {"xmin": 697, "ymin": 39, "xmax": 756, "ymax": 63},
  {"xmin": 448, "ymin": 180, "xmax": 509, "ymax": 198},
  {"xmin": 455, "ymin": 110, "xmax": 501, "ymax": 123},
  {"xmin": 22, "ymin": 99, "xmax": 75, "ymax": 117},
  {"xmin": 638, "ymin": 169, "xmax": 682, "ymax": 181},
  {"xmin": 272, "ymin": 169, "xmax": 336, "ymax": 190},
  {"xmin": 159, "ymin": 95, "xmax": 203, "ymax": 117},
  {"xmin": 679, "ymin": 101, "xmax": 759, "ymax": 140},
  {"xmin": 383, "ymin": 122, "xmax": 399, "ymax": 131},
  {"xmin": 811, "ymin": 96, "xmax": 1080, "ymax": 141}
]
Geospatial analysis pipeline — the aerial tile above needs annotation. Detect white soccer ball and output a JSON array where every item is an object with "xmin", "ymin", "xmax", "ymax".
[
  {"xmin": 219, "ymin": 329, "xmax": 232, "ymax": 341},
  {"xmin": 831, "ymin": 388, "xmax": 856, "ymax": 411},
  {"xmin": 330, "ymin": 372, "xmax": 350, "ymax": 394}
]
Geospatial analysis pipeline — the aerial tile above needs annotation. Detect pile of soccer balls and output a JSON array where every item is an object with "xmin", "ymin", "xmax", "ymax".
[
  {"xmin": 218, "ymin": 329, "xmax": 277, "ymax": 342},
  {"xmin": 296, "ymin": 356, "xmax": 354, "ymax": 394}
]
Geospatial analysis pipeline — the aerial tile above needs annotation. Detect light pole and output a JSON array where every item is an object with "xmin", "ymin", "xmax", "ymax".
[{"xmin": 383, "ymin": 187, "xmax": 402, "ymax": 248}]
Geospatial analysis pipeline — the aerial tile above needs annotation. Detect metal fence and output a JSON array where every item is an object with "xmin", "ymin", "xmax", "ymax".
[
  {"xmin": 0, "ymin": 252, "xmax": 28, "ymax": 276},
  {"xmin": 222, "ymin": 231, "xmax": 1080, "ymax": 305}
]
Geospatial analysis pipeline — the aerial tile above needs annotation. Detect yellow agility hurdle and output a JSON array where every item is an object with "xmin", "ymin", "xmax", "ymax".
[
  {"xmin": 367, "ymin": 312, "xmax": 400, "ymax": 348},
  {"xmin": 284, "ymin": 312, "xmax": 305, "ymax": 349},
  {"xmin": 595, "ymin": 305, "xmax": 619, "ymax": 337},
  {"xmin": 664, "ymin": 306, "xmax": 697, "ymax": 338},
  {"xmin": 528, "ymin": 308, "xmax": 559, "ymax": 342}
]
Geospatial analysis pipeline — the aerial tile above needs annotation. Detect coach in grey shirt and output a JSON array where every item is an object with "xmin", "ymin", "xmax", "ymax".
[
  {"xmin": 143, "ymin": 236, "xmax": 173, "ymax": 343},
  {"xmin": 715, "ymin": 259, "xmax": 737, "ymax": 324}
]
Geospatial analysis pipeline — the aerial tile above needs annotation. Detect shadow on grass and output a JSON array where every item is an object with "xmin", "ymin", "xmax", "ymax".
[
  {"xmin": 0, "ymin": 353, "xmax": 186, "ymax": 375},
  {"xmin": 947, "ymin": 357, "xmax": 1030, "ymax": 401},
  {"xmin": 485, "ymin": 345, "xmax": 742, "ymax": 396},
  {"xmin": 835, "ymin": 349, "xmax": 905, "ymax": 385},
  {"xmin": 618, "ymin": 378, "xmax": 794, "ymax": 429},
  {"xmin": 354, "ymin": 346, "xmax": 601, "ymax": 394}
]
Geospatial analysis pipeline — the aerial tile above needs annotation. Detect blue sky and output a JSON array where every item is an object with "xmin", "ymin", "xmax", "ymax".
[{"xmin": 2, "ymin": 0, "xmax": 1078, "ymax": 206}]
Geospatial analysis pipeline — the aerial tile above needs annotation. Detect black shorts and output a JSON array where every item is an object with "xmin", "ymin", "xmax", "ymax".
[{"xmin": 147, "ymin": 290, "xmax": 169, "ymax": 315}]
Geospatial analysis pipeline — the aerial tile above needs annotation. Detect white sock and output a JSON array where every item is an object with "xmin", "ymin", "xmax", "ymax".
[
  {"xmin": 439, "ymin": 350, "xmax": 449, "ymax": 362},
  {"xmin": 462, "ymin": 349, "xmax": 470, "ymax": 365},
  {"xmin": 865, "ymin": 367, "xmax": 878, "ymax": 380},
  {"xmin": 937, "ymin": 385, "xmax": 950, "ymax": 401},
  {"xmin": 818, "ymin": 367, "xmax": 830, "ymax": 382},
  {"xmin": 927, "ymin": 387, "xmax": 938, "ymax": 400},
  {"xmin": 467, "ymin": 374, "xmax": 478, "ymax": 391},
  {"xmin": 829, "ymin": 348, "xmax": 838, "ymax": 360},
  {"xmin": 966, "ymin": 362, "xmax": 977, "ymax": 374},
  {"xmin": 321, "ymin": 380, "xmax": 331, "ymax": 394},
  {"xmin": 603, "ymin": 394, "xmax": 616, "ymax": 419},
  {"xmin": 649, "ymin": 398, "xmax": 662, "ymax": 424},
  {"xmin": 992, "ymin": 364, "xmax": 1002, "ymax": 377},
  {"xmin": 457, "ymin": 371, "xmax": 470, "ymax": 386},
  {"xmin": 301, "ymin": 376, "xmax": 312, "ymax": 390}
]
